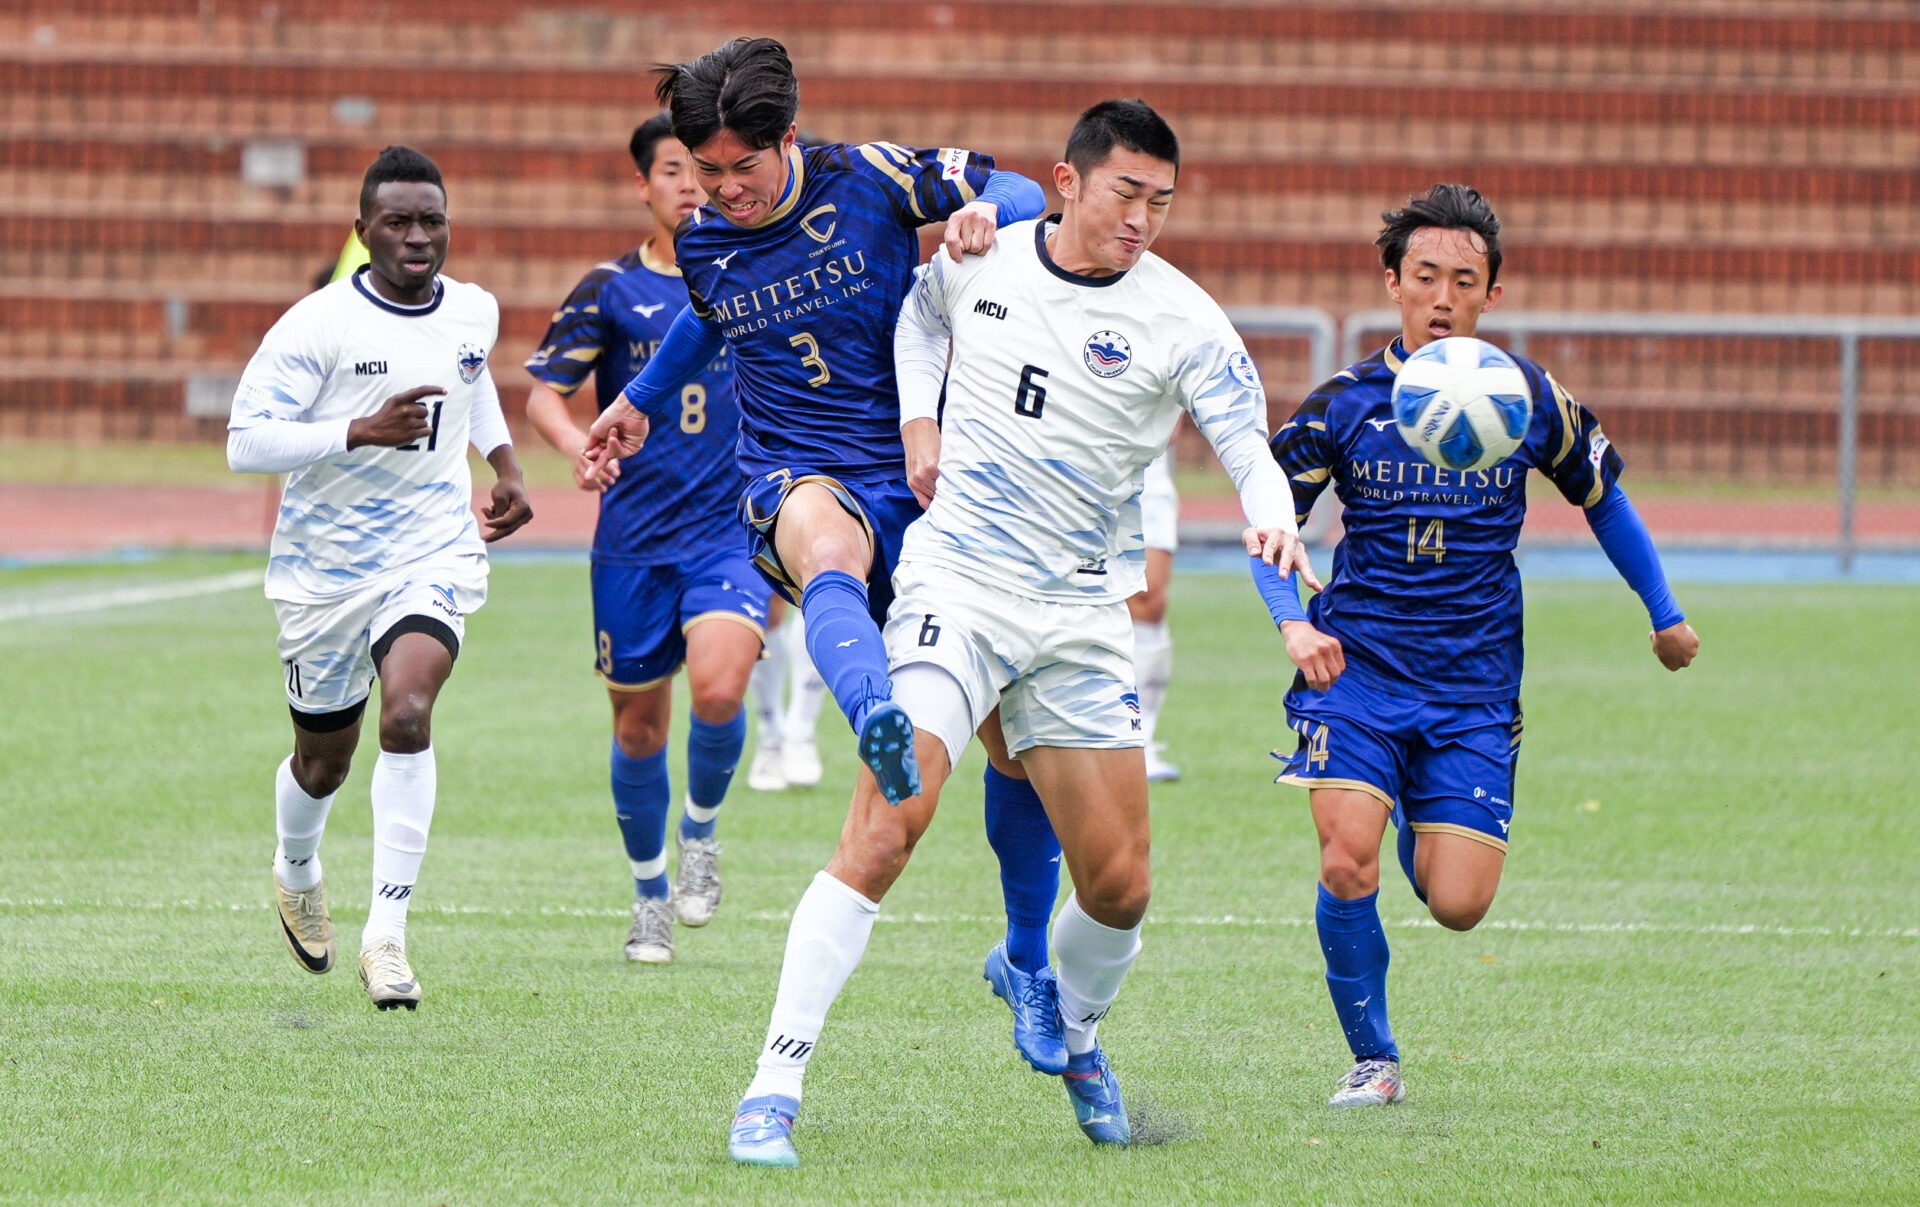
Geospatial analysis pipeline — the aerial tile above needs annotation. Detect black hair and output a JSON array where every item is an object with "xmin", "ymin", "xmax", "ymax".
[
  {"xmin": 1376, "ymin": 183, "xmax": 1503, "ymax": 287},
  {"xmin": 1064, "ymin": 99, "xmax": 1179, "ymax": 178},
  {"xmin": 653, "ymin": 37, "xmax": 798, "ymax": 152},
  {"xmin": 358, "ymin": 145, "xmax": 444, "ymax": 218},
  {"xmin": 628, "ymin": 112, "xmax": 678, "ymax": 175}
]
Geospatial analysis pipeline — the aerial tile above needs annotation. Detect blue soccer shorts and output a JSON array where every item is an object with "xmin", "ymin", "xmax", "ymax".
[
  {"xmin": 590, "ymin": 544, "xmax": 771, "ymax": 691},
  {"xmin": 1274, "ymin": 672, "xmax": 1523, "ymax": 851},
  {"xmin": 738, "ymin": 466, "xmax": 921, "ymax": 624}
]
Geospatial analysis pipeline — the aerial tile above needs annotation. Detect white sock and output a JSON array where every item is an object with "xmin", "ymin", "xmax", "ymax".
[
  {"xmin": 274, "ymin": 755, "xmax": 333, "ymax": 891},
  {"xmin": 1052, "ymin": 893, "xmax": 1142, "ymax": 1056},
  {"xmin": 750, "ymin": 629, "xmax": 789, "ymax": 742},
  {"xmin": 743, "ymin": 871, "xmax": 879, "ymax": 1102},
  {"xmin": 363, "ymin": 747, "xmax": 436, "ymax": 948},
  {"xmin": 1132, "ymin": 619, "xmax": 1171, "ymax": 743},
  {"xmin": 781, "ymin": 614, "xmax": 828, "ymax": 744}
]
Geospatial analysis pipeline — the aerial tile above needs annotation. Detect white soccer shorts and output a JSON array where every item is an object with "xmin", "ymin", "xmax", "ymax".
[
  {"xmin": 273, "ymin": 552, "xmax": 489, "ymax": 716},
  {"xmin": 883, "ymin": 560, "xmax": 1143, "ymax": 762},
  {"xmin": 1140, "ymin": 449, "xmax": 1180, "ymax": 553}
]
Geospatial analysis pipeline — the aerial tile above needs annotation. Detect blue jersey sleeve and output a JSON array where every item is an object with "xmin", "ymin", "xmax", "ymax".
[
  {"xmin": 1531, "ymin": 364, "xmax": 1626, "ymax": 509},
  {"xmin": 836, "ymin": 142, "xmax": 1000, "ymax": 228},
  {"xmin": 1584, "ymin": 487, "xmax": 1686, "ymax": 630},
  {"xmin": 524, "ymin": 262, "xmax": 616, "ymax": 395}
]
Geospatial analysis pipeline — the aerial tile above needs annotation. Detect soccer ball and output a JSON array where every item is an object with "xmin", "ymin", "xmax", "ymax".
[{"xmin": 1390, "ymin": 337, "xmax": 1533, "ymax": 472}]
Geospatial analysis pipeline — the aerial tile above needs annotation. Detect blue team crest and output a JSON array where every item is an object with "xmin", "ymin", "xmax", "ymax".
[
  {"xmin": 1083, "ymin": 330, "xmax": 1132, "ymax": 378},
  {"xmin": 1227, "ymin": 351, "xmax": 1261, "ymax": 390},
  {"xmin": 455, "ymin": 342, "xmax": 487, "ymax": 385}
]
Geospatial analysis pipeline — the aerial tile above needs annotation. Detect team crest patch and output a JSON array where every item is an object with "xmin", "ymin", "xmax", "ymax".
[
  {"xmin": 1227, "ymin": 351, "xmax": 1262, "ymax": 390},
  {"xmin": 455, "ymin": 342, "xmax": 487, "ymax": 384},
  {"xmin": 1083, "ymin": 330, "xmax": 1132, "ymax": 378}
]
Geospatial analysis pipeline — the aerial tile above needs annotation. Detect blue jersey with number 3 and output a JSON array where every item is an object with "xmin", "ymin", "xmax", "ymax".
[
  {"xmin": 675, "ymin": 141, "xmax": 998, "ymax": 482},
  {"xmin": 1271, "ymin": 338, "xmax": 1625, "ymax": 701},
  {"xmin": 525, "ymin": 248, "xmax": 740, "ymax": 566}
]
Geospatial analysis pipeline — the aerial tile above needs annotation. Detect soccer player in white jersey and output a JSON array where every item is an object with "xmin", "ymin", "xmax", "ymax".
[
  {"xmin": 227, "ymin": 146, "xmax": 533, "ymax": 1010},
  {"xmin": 727, "ymin": 100, "xmax": 1316, "ymax": 1166}
]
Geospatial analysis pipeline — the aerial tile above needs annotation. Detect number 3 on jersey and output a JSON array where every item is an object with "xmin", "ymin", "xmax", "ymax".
[{"xmin": 789, "ymin": 332, "xmax": 830, "ymax": 387}]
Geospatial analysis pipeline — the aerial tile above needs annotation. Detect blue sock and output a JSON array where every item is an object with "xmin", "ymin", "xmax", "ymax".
[
  {"xmin": 800, "ymin": 570, "xmax": 892, "ymax": 731},
  {"xmin": 1393, "ymin": 806, "xmax": 1428, "ymax": 903},
  {"xmin": 984, "ymin": 765, "xmax": 1061, "ymax": 974},
  {"xmin": 680, "ymin": 711, "xmax": 746, "ymax": 841},
  {"xmin": 611, "ymin": 745, "xmax": 670, "ymax": 899},
  {"xmin": 1315, "ymin": 884, "xmax": 1398, "ymax": 1062}
]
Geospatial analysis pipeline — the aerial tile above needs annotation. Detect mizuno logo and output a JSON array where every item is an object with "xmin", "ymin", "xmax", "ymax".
[
  {"xmin": 1354, "ymin": 996, "xmax": 1372, "ymax": 1009},
  {"xmin": 712, "ymin": 251, "xmax": 740, "ymax": 270},
  {"xmin": 836, "ymin": 639, "xmax": 858, "ymax": 648},
  {"xmin": 1496, "ymin": 819, "xmax": 1511, "ymax": 833},
  {"xmin": 632, "ymin": 302, "xmax": 666, "ymax": 318},
  {"xmin": 1366, "ymin": 418, "xmax": 1396, "ymax": 431}
]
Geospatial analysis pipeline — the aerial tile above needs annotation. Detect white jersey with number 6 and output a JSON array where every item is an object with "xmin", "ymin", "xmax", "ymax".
[
  {"xmin": 230, "ymin": 271, "xmax": 500, "ymax": 604},
  {"xmin": 896, "ymin": 218, "xmax": 1291, "ymax": 603}
]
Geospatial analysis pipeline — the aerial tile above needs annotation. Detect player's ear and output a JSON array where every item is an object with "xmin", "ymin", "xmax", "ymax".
[
  {"xmin": 1482, "ymin": 281, "xmax": 1504, "ymax": 313},
  {"xmin": 633, "ymin": 171, "xmax": 651, "ymax": 207},
  {"xmin": 1384, "ymin": 267, "xmax": 1402, "ymax": 304},
  {"xmin": 779, "ymin": 124, "xmax": 798, "ymax": 152},
  {"xmin": 352, "ymin": 217, "xmax": 367, "ymax": 247},
  {"xmin": 1052, "ymin": 161, "xmax": 1076, "ymax": 202}
]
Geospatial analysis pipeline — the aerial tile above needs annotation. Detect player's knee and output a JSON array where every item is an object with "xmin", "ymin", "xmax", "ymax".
[
  {"xmin": 1427, "ymin": 894, "xmax": 1491, "ymax": 932},
  {"xmin": 612, "ymin": 713, "xmax": 667, "ymax": 759},
  {"xmin": 292, "ymin": 751, "xmax": 351, "ymax": 798},
  {"xmin": 378, "ymin": 696, "xmax": 434, "ymax": 753},
  {"xmin": 1128, "ymin": 593, "xmax": 1168, "ymax": 624},
  {"xmin": 1319, "ymin": 851, "xmax": 1379, "ymax": 900},
  {"xmin": 687, "ymin": 685, "xmax": 743, "ymax": 727},
  {"xmin": 1078, "ymin": 862, "xmax": 1151, "ymax": 929}
]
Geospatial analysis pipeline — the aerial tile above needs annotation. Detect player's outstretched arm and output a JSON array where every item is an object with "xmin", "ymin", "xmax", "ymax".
[
  {"xmin": 894, "ymin": 263, "xmax": 953, "ymax": 507},
  {"xmin": 1582, "ymin": 486, "xmax": 1697, "ymax": 671},
  {"xmin": 582, "ymin": 304, "xmax": 723, "ymax": 472}
]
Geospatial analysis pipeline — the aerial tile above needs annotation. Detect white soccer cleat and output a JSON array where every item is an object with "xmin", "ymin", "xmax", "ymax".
[
  {"xmin": 781, "ymin": 739, "xmax": 823, "ymax": 787},
  {"xmin": 746, "ymin": 741, "xmax": 787, "ymax": 791},
  {"xmin": 273, "ymin": 874, "xmax": 334, "ymax": 974},
  {"xmin": 358, "ymin": 937, "xmax": 421, "ymax": 1010},
  {"xmin": 674, "ymin": 835, "xmax": 722, "ymax": 927},
  {"xmin": 625, "ymin": 896, "xmax": 675, "ymax": 963},
  {"xmin": 1328, "ymin": 1057, "xmax": 1405, "ymax": 1107}
]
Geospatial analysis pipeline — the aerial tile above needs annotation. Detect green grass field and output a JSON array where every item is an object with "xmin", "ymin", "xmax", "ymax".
[{"xmin": 2, "ymin": 555, "xmax": 1915, "ymax": 1204}]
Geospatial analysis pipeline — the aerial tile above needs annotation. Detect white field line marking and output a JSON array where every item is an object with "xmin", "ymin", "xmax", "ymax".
[
  {"xmin": 0, "ymin": 897, "xmax": 1914, "ymax": 941},
  {"xmin": 0, "ymin": 569, "xmax": 257, "ymax": 623}
]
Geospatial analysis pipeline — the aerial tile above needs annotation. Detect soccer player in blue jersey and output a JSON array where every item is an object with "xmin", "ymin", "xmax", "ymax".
[
  {"xmin": 524, "ymin": 115, "xmax": 767, "ymax": 964},
  {"xmin": 1257, "ymin": 184, "xmax": 1700, "ymax": 1107},
  {"xmin": 581, "ymin": 37, "xmax": 1047, "ymax": 812}
]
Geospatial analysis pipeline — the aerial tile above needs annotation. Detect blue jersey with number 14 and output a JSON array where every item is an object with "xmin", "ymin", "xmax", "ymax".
[
  {"xmin": 675, "ymin": 141, "xmax": 998, "ymax": 482},
  {"xmin": 525, "ymin": 246, "xmax": 739, "ymax": 567},
  {"xmin": 1271, "ymin": 338, "xmax": 1625, "ymax": 702}
]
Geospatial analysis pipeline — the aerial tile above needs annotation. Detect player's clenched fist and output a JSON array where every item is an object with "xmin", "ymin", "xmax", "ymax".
[
  {"xmin": 349, "ymin": 384, "xmax": 443, "ymax": 449},
  {"xmin": 943, "ymin": 200, "xmax": 1001, "ymax": 262},
  {"xmin": 1280, "ymin": 620, "xmax": 1345, "ymax": 692},
  {"xmin": 1651, "ymin": 620, "xmax": 1699, "ymax": 671}
]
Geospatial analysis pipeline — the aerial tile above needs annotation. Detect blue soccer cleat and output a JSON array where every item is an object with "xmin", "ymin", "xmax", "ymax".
[
  {"xmin": 983, "ymin": 942, "xmax": 1069, "ymax": 1075},
  {"xmin": 858, "ymin": 702, "xmax": 920, "ymax": 806},
  {"xmin": 1062, "ymin": 1046, "xmax": 1131, "ymax": 1146},
  {"xmin": 728, "ymin": 1094, "xmax": 800, "ymax": 1167}
]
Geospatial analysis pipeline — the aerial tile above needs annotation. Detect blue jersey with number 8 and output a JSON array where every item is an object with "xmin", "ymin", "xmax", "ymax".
[{"xmin": 526, "ymin": 247, "xmax": 741, "ymax": 566}]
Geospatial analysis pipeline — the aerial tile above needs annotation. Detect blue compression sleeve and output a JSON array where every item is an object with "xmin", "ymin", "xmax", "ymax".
[
  {"xmin": 978, "ymin": 170, "xmax": 1047, "ymax": 225},
  {"xmin": 1585, "ymin": 487, "xmax": 1685, "ymax": 630},
  {"xmin": 1250, "ymin": 555, "xmax": 1310, "ymax": 626},
  {"xmin": 619, "ymin": 304, "xmax": 725, "ymax": 419}
]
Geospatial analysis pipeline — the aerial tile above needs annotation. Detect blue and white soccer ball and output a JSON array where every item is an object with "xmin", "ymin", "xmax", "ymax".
[{"xmin": 1390, "ymin": 337, "xmax": 1533, "ymax": 472}]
